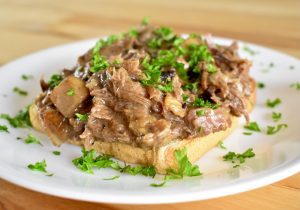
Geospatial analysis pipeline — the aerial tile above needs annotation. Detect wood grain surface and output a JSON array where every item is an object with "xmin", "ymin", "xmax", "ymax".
[{"xmin": 0, "ymin": 0, "xmax": 299, "ymax": 209}]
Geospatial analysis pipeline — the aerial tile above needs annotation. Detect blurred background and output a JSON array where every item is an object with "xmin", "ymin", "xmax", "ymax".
[{"xmin": 0, "ymin": 0, "xmax": 299, "ymax": 64}]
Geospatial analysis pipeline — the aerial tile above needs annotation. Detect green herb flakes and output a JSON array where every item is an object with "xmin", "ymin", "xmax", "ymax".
[
  {"xmin": 243, "ymin": 46, "xmax": 256, "ymax": 55},
  {"xmin": 27, "ymin": 160, "xmax": 52, "ymax": 176},
  {"xmin": 164, "ymin": 147, "xmax": 201, "ymax": 181},
  {"xmin": 13, "ymin": 87, "xmax": 28, "ymax": 96},
  {"xmin": 196, "ymin": 109, "xmax": 205, "ymax": 117},
  {"xmin": 290, "ymin": 82, "xmax": 300, "ymax": 90},
  {"xmin": 182, "ymin": 94, "xmax": 189, "ymax": 103},
  {"xmin": 48, "ymin": 74, "xmax": 63, "ymax": 88},
  {"xmin": 272, "ymin": 112, "xmax": 282, "ymax": 122},
  {"xmin": 21, "ymin": 74, "xmax": 33, "ymax": 80},
  {"xmin": 66, "ymin": 88, "xmax": 75, "ymax": 96},
  {"xmin": 218, "ymin": 141, "xmax": 227, "ymax": 150},
  {"xmin": 266, "ymin": 98, "xmax": 281, "ymax": 108},
  {"xmin": 52, "ymin": 151, "xmax": 61, "ymax": 156},
  {"xmin": 257, "ymin": 82, "xmax": 265, "ymax": 89},
  {"xmin": 75, "ymin": 113, "xmax": 88, "ymax": 121},
  {"xmin": 243, "ymin": 132, "xmax": 252, "ymax": 136},
  {"xmin": 244, "ymin": 122, "xmax": 261, "ymax": 132},
  {"xmin": 24, "ymin": 134, "xmax": 42, "ymax": 145},
  {"xmin": 0, "ymin": 105, "xmax": 32, "ymax": 128},
  {"xmin": 223, "ymin": 148, "xmax": 255, "ymax": 167},
  {"xmin": 72, "ymin": 149, "xmax": 156, "ymax": 177},
  {"xmin": 267, "ymin": 124, "xmax": 288, "ymax": 135},
  {"xmin": 0, "ymin": 125, "xmax": 9, "ymax": 133},
  {"xmin": 103, "ymin": 175, "xmax": 120, "ymax": 180},
  {"xmin": 141, "ymin": 17, "xmax": 150, "ymax": 25},
  {"xmin": 150, "ymin": 181, "xmax": 166, "ymax": 187}
]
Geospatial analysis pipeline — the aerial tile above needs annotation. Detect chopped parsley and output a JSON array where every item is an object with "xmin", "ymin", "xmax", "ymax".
[
  {"xmin": 244, "ymin": 122, "xmax": 261, "ymax": 132},
  {"xmin": 267, "ymin": 124, "xmax": 288, "ymax": 135},
  {"xmin": 52, "ymin": 151, "xmax": 61, "ymax": 156},
  {"xmin": 141, "ymin": 17, "xmax": 150, "ymax": 25},
  {"xmin": 90, "ymin": 35, "xmax": 121, "ymax": 73},
  {"xmin": 272, "ymin": 112, "xmax": 282, "ymax": 122},
  {"xmin": 27, "ymin": 160, "xmax": 52, "ymax": 176},
  {"xmin": 269, "ymin": 62, "xmax": 275, "ymax": 68},
  {"xmin": 193, "ymin": 97, "xmax": 220, "ymax": 109},
  {"xmin": 103, "ymin": 175, "xmax": 120, "ymax": 180},
  {"xmin": 257, "ymin": 82, "xmax": 265, "ymax": 89},
  {"xmin": 21, "ymin": 74, "xmax": 33, "ymax": 80},
  {"xmin": 243, "ymin": 46, "xmax": 256, "ymax": 55},
  {"xmin": 218, "ymin": 141, "xmax": 227, "ymax": 149},
  {"xmin": 290, "ymin": 82, "xmax": 300, "ymax": 90},
  {"xmin": 164, "ymin": 147, "xmax": 201, "ymax": 181},
  {"xmin": 0, "ymin": 105, "xmax": 32, "ymax": 128},
  {"xmin": 182, "ymin": 83, "xmax": 198, "ymax": 92},
  {"xmin": 0, "ymin": 125, "xmax": 9, "ymax": 133},
  {"xmin": 48, "ymin": 74, "xmax": 63, "ymax": 88},
  {"xmin": 223, "ymin": 148, "xmax": 255, "ymax": 167},
  {"xmin": 150, "ymin": 181, "xmax": 167, "ymax": 187},
  {"xmin": 72, "ymin": 149, "xmax": 156, "ymax": 177},
  {"xmin": 266, "ymin": 98, "xmax": 281, "ymax": 108},
  {"xmin": 24, "ymin": 134, "xmax": 42, "ymax": 145},
  {"xmin": 243, "ymin": 132, "xmax": 252, "ymax": 136},
  {"xmin": 196, "ymin": 109, "xmax": 205, "ymax": 117},
  {"xmin": 182, "ymin": 94, "xmax": 189, "ymax": 103},
  {"xmin": 66, "ymin": 88, "xmax": 75, "ymax": 96},
  {"xmin": 157, "ymin": 81, "xmax": 173, "ymax": 92},
  {"xmin": 13, "ymin": 87, "xmax": 28, "ymax": 96},
  {"xmin": 75, "ymin": 113, "xmax": 88, "ymax": 121}
]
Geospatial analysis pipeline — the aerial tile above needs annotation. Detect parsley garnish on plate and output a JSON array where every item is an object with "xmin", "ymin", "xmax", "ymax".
[
  {"xmin": 75, "ymin": 113, "xmax": 88, "ymax": 121},
  {"xmin": 0, "ymin": 125, "xmax": 9, "ymax": 133},
  {"xmin": 24, "ymin": 134, "xmax": 42, "ymax": 145},
  {"xmin": 13, "ymin": 87, "xmax": 28, "ymax": 96},
  {"xmin": 243, "ymin": 46, "xmax": 256, "ymax": 55},
  {"xmin": 27, "ymin": 160, "xmax": 53, "ymax": 176},
  {"xmin": 272, "ymin": 112, "xmax": 282, "ymax": 122},
  {"xmin": 266, "ymin": 98, "xmax": 281, "ymax": 108},
  {"xmin": 290, "ymin": 82, "xmax": 300, "ymax": 90},
  {"xmin": 150, "ymin": 182, "xmax": 167, "ymax": 187},
  {"xmin": 267, "ymin": 124, "xmax": 288, "ymax": 135},
  {"xmin": 218, "ymin": 141, "xmax": 227, "ymax": 150},
  {"xmin": 150, "ymin": 147, "xmax": 202, "ymax": 187},
  {"xmin": 244, "ymin": 122, "xmax": 261, "ymax": 132},
  {"xmin": 223, "ymin": 148, "xmax": 255, "ymax": 167},
  {"xmin": 257, "ymin": 82, "xmax": 265, "ymax": 89},
  {"xmin": 243, "ymin": 132, "xmax": 252, "ymax": 136},
  {"xmin": 52, "ymin": 151, "xmax": 61, "ymax": 156},
  {"xmin": 103, "ymin": 175, "xmax": 120, "ymax": 180},
  {"xmin": 0, "ymin": 105, "xmax": 32, "ymax": 128},
  {"xmin": 72, "ymin": 149, "xmax": 156, "ymax": 177},
  {"xmin": 21, "ymin": 74, "xmax": 33, "ymax": 80},
  {"xmin": 165, "ymin": 147, "xmax": 201, "ymax": 180}
]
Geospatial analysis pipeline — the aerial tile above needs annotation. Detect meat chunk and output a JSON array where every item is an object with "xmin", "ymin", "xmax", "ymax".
[
  {"xmin": 164, "ymin": 93, "xmax": 186, "ymax": 118},
  {"xmin": 50, "ymin": 76, "xmax": 89, "ymax": 117},
  {"xmin": 186, "ymin": 108, "xmax": 231, "ymax": 136}
]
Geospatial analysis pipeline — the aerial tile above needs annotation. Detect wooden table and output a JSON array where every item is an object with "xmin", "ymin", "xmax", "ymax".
[{"xmin": 0, "ymin": 0, "xmax": 299, "ymax": 209}]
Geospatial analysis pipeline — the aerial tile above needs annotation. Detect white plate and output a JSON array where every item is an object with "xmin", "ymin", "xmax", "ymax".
[{"xmin": 0, "ymin": 37, "xmax": 299, "ymax": 204}]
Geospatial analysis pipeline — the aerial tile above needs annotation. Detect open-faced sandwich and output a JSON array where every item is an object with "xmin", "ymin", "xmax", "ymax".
[{"xmin": 29, "ymin": 20, "xmax": 256, "ymax": 174}]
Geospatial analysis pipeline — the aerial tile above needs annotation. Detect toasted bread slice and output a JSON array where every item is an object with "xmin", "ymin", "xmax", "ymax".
[{"xmin": 29, "ymin": 84, "xmax": 255, "ymax": 174}]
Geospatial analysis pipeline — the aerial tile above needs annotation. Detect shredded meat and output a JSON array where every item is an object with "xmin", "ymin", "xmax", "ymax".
[{"xmin": 34, "ymin": 23, "xmax": 254, "ymax": 149}]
